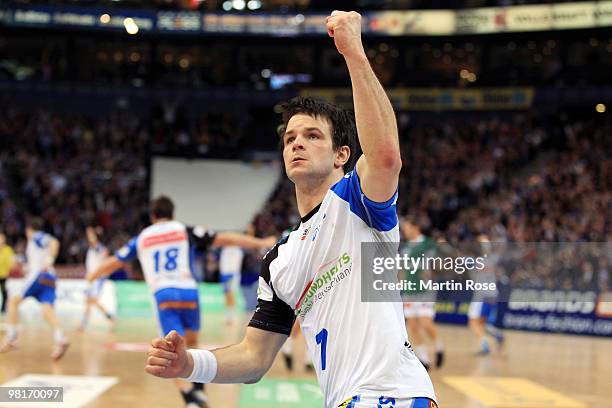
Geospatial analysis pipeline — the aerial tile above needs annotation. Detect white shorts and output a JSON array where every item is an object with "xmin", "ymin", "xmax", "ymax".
[
  {"xmin": 403, "ymin": 301, "xmax": 436, "ymax": 319},
  {"xmin": 338, "ymin": 395, "xmax": 437, "ymax": 408},
  {"xmin": 468, "ymin": 301, "xmax": 486, "ymax": 319},
  {"xmin": 86, "ymin": 279, "xmax": 105, "ymax": 299}
]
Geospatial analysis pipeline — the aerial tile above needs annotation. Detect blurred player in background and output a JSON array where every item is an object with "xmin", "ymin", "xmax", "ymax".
[
  {"xmin": 0, "ymin": 218, "xmax": 70, "ymax": 360},
  {"xmin": 89, "ymin": 196, "xmax": 276, "ymax": 408},
  {"xmin": 238, "ymin": 224, "xmax": 264, "ymax": 317},
  {"xmin": 78, "ymin": 226, "xmax": 115, "ymax": 331},
  {"xmin": 218, "ymin": 245, "xmax": 243, "ymax": 325},
  {"xmin": 399, "ymin": 215, "xmax": 444, "ymax": 370},
  {"xmin": 0, "ymin": 232, "xmax": 15, "ymax": 317},
  {"xmin": 468, "ymin": 234, "xmax": 504, "ymax": 355}
]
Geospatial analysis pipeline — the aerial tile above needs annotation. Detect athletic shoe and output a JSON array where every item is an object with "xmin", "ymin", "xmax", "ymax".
[
  {"xmin": 0, "ymin": 339, "xmax": 18, "ymax": 353},
  {"xmin": 283, "ymin": 353, "xmax": 293, "ymax": 371},
  {"xmin": 51, "ymin": 341, "xmax": 70, "ymax": 361},
  {"xmin": 435, "ymin": 350, "xmax": 445, "ymax": 368}
]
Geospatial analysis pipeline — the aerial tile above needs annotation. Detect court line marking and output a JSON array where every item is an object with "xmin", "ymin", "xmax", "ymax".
[{"xmin": 443, "ymin": 376, "xmax": 587, "ymax": 408}]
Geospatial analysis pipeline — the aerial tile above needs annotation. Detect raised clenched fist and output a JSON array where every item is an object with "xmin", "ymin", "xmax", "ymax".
[{"xmin": 325, "ymin": 10, "xmax": 366, "ymax": 60}]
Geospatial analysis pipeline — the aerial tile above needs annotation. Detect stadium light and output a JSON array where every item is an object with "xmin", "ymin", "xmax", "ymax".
[
  {"xmin": 595, "ymin": 103, "xmax": 606, "ymax": 113},
  {"xmin": 124, "ymin": 18, "xmax": 139, "ymax": 35},
  {"xmin": 232, "ymin": 0, "xmax": 246, "ymax": 10},
  {"xmin": 100, "ymin": 14, "xmax": 110, "ymax": 24},
  {"xmin": 222, "ymin": 1, "xmax": 232, "ymax": 11},
  {"xmin": 247, "ymin": 0, "xmax": 261, "ymax": 10}
]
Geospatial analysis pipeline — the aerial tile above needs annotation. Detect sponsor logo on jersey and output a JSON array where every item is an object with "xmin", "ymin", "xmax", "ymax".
[
  {"xmin": 141, "ymin": 230, "xmax": 187, "ymax": 248},
  {"xmin": 295, "ymin": 252, "xmax": 352, "ymax": 317}
]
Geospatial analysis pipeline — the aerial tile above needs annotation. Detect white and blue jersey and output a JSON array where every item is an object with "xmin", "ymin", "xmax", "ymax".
[
  {"xmin": 85, "ymin": 243, "xmax": 109, "ymax": 298},
  {"xmin": 219, "ymin": 246, "xmax": 244, "ymax": 293},
  {"xmin": 249, "ymin": 170, "xmax": 436, "ymax": 408},
  {"xmin": 116, "ymin": 221, "xmax": 215, "ymax": 335},
  {"xmin": 20, "ymin": 231, "xmax": 57, "ymax": 304},
  {"xmin": 468, "ymin": 251, "xmax": 500, "ymax": 321}
]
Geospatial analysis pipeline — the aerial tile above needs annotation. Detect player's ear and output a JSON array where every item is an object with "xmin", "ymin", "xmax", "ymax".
[{"xmin": 334, "ymin": 145, "xmax": 350, "ymax": 169}]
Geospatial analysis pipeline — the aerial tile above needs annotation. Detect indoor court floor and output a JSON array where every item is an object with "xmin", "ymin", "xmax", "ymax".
[{"xmin": 0, "ymin": 312, "xmax": 610, "ymax": 408}]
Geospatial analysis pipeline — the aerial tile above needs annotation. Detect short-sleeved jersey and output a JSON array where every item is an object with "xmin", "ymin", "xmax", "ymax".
[
  {"xmin": 86, "ymin": 243, "xmax": 109, "ymax": 276},
  {"xmin": 248, "ymin": 170, "xmax": 436, "ymax": 408},
  {"xmin": 219, "ymin": 246, "xmax": 244, "ymax": 276},
  {"xmin": 116, "ymin": 221, "xmax": 215, "ymax": 294},
  {"xmin": 399, "ymin": 235, "xmax": 437, "ymax": 296},
  {"xmin": 470, "ymin": 249, "xmax": 500, "ymax": 301},
  {"xmin": 0, "ymin": 245, "xmax": 15, "ymax": 279},
  {"xmin": 26, "ymin": 231, "xmax": 55, "ymax": 278}
]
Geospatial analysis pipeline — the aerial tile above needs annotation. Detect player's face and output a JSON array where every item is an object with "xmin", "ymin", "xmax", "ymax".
[
  {"xmin": 86, "ymin": 227, "xmax": 96, "ymax": 244},
  {"xmin": 401, "ymin": 220, "xmax": 419, "ymax": 240},
  {"xmin": 282, "ymin": 114, "xmax": 338, "ymax": 183},
  {"xmin": 0, "ymin": 234, "xmax": 5, "ymax": 246}
]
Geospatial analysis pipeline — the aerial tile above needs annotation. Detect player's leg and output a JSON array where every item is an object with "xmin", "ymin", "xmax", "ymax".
[
  {"xmin": 92, "ymin": 299, "xmax": 116, "ymax": 326},
  {"xmin": 484, "ymin": 302, "xmax": 504, "ymax": 351},
  {"xmin": 41, "ymin": 303, "xmax": 70, "ymax": 361},
  {"xmin": 419, "ymin": 306, "xmax": 444, "ymax": 368},
  {"xmin": 40, "ymin": 300, "xmax": 70, "ymax": 361},
  {"xmin": 0, "ymin": 294, "xmax": 23, "ymax": 351},
  {"xmin": 0, "ymin": 278, "xmax": 7, "ymax": 315},
  {"xmin": 408, "ymin": 317, "xmax": 429, "ymax": 370},
  {"xmin": 468, "ymin": 301, "xmax": 489, "ymax": 355},
  {"xmin": 404, "ymin": 302, "xmax": 429, "ymax": 370},
  {"xmin": 221, "ymin": 273, "xmax": 237, "ymax": 325},
  {"xmin": 1, "ymin": 275, "xmax": 37, "ymax": 351},
  {"xmin": 33, "ymin": 273, "xmax": 69, "ymax": 360},
  {"xmin": 87, "ymin": 280, "xmax": 116, "ymax": 328},
  {"xmin": 78, "ymin": 296, "xmax": 93, "ymax": 331}
]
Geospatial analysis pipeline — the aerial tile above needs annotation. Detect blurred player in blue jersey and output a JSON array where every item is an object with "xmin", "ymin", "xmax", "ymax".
[
  {"xmin": 88, "ymin": 196, "xmax": 275, "ymax": 408},
  {"xmin": 0, "ymin": 217, "xmax": 70, "ymax": 361},
  {"xmin": 468, "ymin": 234, "xmax": 504, "ymax": 355},
  {"xmin": 78, "ymin": 226, "xmax": 115, "ymax": 331},
  {"xmin": 218, "ymin": 245, "xmax": 243, "ymax": 325}
]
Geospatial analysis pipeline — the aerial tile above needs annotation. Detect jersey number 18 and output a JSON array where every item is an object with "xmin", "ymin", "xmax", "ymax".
[{"xmin": 153, "ymin": 247, "xmax": 179, "ymax": 273}]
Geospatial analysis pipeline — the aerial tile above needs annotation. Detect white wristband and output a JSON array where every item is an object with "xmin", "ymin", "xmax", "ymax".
[{"xmin": 182, "ymin": 349, "xmax": 218, "ymax": 383}]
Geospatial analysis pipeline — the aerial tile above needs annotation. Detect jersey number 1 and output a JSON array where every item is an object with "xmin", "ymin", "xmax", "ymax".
[
  {"xmin": 153, "ymin": 247, "xmax": 179, "ymax": 273},
  {"xmin": 315, "ymin": 328, "xmax": 328, "ymax": 371}
]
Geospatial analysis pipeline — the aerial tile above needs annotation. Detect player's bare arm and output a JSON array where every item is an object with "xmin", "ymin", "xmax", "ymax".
[
  {"xmin": 146, "ymin": 327, "xmax": 287, "ymax": 383},
  {"xmin": 326, "ymin": 10, "xmax": 401, "ymax": 202},
  {"xmin": 45, "ymin": 237, "xmax": 60, "ymax": 269},
  {"xmin": 213, "ymin": 232, "xmax": 277, "ymax": 249},
  {"xmin": 87, "ymin": 256, "xmax": 124, "ymax": 282}
]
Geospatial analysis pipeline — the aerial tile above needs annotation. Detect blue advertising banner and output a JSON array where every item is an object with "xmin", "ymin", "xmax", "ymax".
[{"xmin": 435, "ymin": 289, "xmax": 612, "ymax": 337}]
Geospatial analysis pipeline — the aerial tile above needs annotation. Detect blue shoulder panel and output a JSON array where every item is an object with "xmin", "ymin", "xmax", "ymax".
[{"xmin": 330, "ymin": 169, "xmax": 398, "ymax": 232}]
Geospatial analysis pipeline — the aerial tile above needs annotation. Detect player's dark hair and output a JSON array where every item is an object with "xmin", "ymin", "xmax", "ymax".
[
  {"xmin": 278, "ymin": 96, "xmax": 359, "ymax": 173},
  {"xmin": 150, "ymin": 196, "xmax": 174, "ymax": 219},
  {"xmin": 26, "ymin": 216, "xmax": 44, "ymax": 231},
  {"xmin": 401, "ymin": 214, "xmax": 419, "ymax": 227}
]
